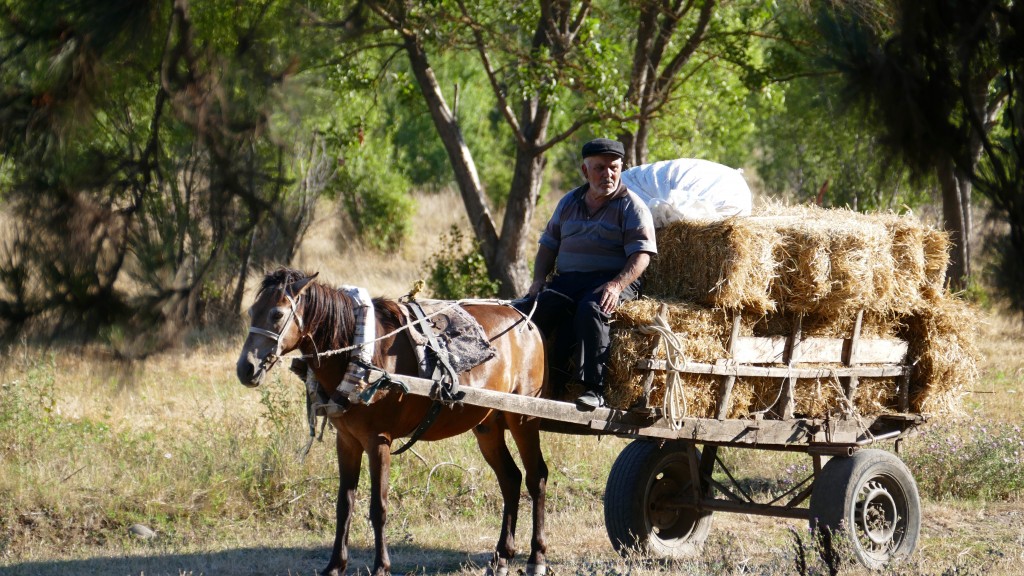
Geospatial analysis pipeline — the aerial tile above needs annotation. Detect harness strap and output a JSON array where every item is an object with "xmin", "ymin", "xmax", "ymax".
[
  {"xmin": 391, "ymin": 401, "xmax": 445, "ymax": 456},
  {"xmin": 391, "ymin": 302, "xmax": 466, "ymax": 456},
  {"xmin": 407, "ymin": 301, "xmax": 462, "ymax": 398}
]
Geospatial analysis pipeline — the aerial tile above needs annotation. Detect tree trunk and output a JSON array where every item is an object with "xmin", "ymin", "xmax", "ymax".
[
  {"xmin": 493, "ymin": 142, "xmax": 548, "ymax": 297},
  {"xmin": 632, "ymin": 117, "xmax": 653, "ymax": 166},
  {"xmin": 937, "ymin": 158, "xmax": 970, "ymax": 290},
  {"xmin": 400, "ymin": 32, "xmax": 499, "ymax": 262}
]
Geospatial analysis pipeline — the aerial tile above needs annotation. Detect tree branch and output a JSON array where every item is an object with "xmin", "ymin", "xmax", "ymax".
[{"xmin": 455, "ymin": 0, "xmax": 522, "ymax": 141}]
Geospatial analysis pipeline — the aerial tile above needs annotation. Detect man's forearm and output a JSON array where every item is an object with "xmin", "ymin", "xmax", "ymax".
[
  {"xmin": 532, "ymin": 245, "xmax": 557, "ymax": 283},
  {"xmin": 611, "ymin": 252, "xmax": 651, "ymax": 289}
]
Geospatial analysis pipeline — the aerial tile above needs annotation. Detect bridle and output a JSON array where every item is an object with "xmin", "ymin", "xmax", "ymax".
[{"xmin": 249, "ymin": 291, "xmax": 305, "ymax": 371}]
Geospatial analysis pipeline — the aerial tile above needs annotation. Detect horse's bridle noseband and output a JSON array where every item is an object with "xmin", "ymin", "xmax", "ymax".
[{"xmin": 249, "ymin": 292, "xmax": 305, "ymax": 370}]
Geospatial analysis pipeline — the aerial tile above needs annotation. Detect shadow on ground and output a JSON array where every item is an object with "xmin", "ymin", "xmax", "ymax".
[{"xmin": 0, "ymin": 545, "xmax": 495, "ymax": 576}]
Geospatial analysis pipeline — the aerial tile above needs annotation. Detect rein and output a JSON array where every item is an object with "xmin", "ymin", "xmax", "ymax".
[{"xmin": 292, "ymin": 299, "xmax": 502, "ymax": 362}]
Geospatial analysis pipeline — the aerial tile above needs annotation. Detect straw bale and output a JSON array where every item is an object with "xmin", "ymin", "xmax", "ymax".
[
  {"xmin": 732, "ymin": 377, "xmax": 841, "ymax": 419},
  {"xmin": 606, "ymin": 299, "xmax": 731, "ymax": 414},
  {"xmin": 921, "ymin": 227, "xmax": 951, "ymax": 301},
  {"xmin": 899, "ymin": 292, "xmax": 979, "ymax": 414},
  {"xmin": 878, "ymin": 213, "xmax": 929, "ymax": 314},
  {"xmin": 752, "ymin": 309, "xmax": 899, "ymax": 339},
  {"xmin": 769, "ymin": 210, "xmax": 895, "ymax": 314},
  {"xmin": 855, "ymin": 378, "xmax": 900, "ymax": 415},
  {"xmin": 645, "ymin": 205, "xmax": 914, "ymax": 317},
  {"xmin": 645, "ymin": 218, "xmax": 780, "ymax": 315},
  {"xmin": 731, "ymin": 376, "xmax": 900, "ymax": 419}
]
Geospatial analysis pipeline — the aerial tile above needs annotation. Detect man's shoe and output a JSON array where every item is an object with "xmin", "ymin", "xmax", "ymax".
[
  {"xmin": 322, "ymin": 396, "xmax": 351, "ymax": 418},
  {"xmin": 575, "ymin": 390, "xmax": 604, "ymax": 411}
]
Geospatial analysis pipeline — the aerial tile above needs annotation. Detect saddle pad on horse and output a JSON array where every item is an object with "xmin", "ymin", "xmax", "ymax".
[{"xmin": 402, "ymin": 299, "xmax": 497, "ymax": 378}]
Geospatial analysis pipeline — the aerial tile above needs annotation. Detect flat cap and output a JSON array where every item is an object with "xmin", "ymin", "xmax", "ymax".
[{"xmin": 581, "ymin": 138, "xmax": 625, "ymax": 159}]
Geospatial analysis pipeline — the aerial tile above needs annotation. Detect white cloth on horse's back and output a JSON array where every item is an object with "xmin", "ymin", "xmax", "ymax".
[
  {"xmin": 340, "ymin": 285, "xmax": 374, "ymax": 364},
  {"xmin": 402, "ymin": 300, "xmax": 497, "ymax": 378},
  {"xmin": 620, "ymin": 158, "xmax": 752, "ymax": 226}
]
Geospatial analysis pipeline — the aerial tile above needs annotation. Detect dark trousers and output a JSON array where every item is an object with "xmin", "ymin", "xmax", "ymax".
[{"xmin": 517, "ymin": 271, "xmax": 640, "ymax": 395}]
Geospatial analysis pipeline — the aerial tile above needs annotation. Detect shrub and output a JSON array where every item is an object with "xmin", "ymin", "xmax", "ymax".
[
  {"xmin": 426, "ymin": 225, "xmax": 500, "ymax": 299},
  {"xmin": 335, "ymin": 145, "xmax": 416, "ymax": 252}
]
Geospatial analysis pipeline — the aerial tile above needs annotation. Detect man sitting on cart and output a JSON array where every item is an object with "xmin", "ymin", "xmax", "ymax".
[{"xmin": 519, "ymin": 138, "xmax": 657, "ymax": 410}]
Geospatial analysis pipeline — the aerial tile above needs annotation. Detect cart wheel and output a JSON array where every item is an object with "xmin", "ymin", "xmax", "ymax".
[
  {"xmin": 809, "ymin": 449, "xmax": 921, "ymax": 569},
  {"xmin": 604, "ymin": 439, "xmax": 712, "ymax": 558}
]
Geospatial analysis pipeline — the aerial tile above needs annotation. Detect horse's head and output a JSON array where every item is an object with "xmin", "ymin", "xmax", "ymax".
[{"xmin": 236, "ymin": 269, "xmax": 319, "ymax": 388}]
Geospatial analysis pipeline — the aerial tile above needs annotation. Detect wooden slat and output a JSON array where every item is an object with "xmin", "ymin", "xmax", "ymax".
[
  {"xmin": 776, "ymin": 315, "xmax": 803, "ymax": 419},
  {"xmin": 637, "ymin": 305, "xmax": 669, "ymax": 411},
  {"xmin": 732, "ymin": 336, "xmax": 908, "ymax": 364},
  {"xmin": 637, "ymin": 359, "xmax": 909, "ymax": 378},
  {"xmin": 715, "ymin": 313, "xmax": 743, "ymax": 419},
  {"xmin": 842, "ymin": 310, "xmax": 865, "ymax": 410}
]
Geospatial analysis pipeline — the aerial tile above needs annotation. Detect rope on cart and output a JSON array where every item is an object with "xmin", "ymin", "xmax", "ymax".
[{"xmin": 638, "ymin": 315, "xmax": 689, "ymax": 430}]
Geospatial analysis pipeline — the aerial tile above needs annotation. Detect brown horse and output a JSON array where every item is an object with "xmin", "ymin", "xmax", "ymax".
[{"xmin": 235, "ymin": 268, "xmax": 549, "ymax": 576}]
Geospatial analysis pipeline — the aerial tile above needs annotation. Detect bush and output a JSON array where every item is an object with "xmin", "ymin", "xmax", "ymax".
[
  {"xmin": 426, "ymin": 225, "xmax": 500, "ymax": 299},
  {"xmin": 335, "ymin": 145, "xmax": 416, "ymax": 252}
]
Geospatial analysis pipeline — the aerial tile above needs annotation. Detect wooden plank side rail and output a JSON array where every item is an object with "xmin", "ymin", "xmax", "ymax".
[
  {"xmin": 731, "ymin": 335, "xmax": 908, "ymax": 364},
  {"xmin": 715, "ymin": 312, "xmax": 743, "ymax": 419},
  {"xmin": 841, "ymin": 309, "xmax": 865, "ymax": 414},
  {"xmin": 635, "ymin": 359, "xmax": 910, "ymax": 379},
  {"xmin": 777, "ymin": 314, "xmax": 803, "ymax": 419}
]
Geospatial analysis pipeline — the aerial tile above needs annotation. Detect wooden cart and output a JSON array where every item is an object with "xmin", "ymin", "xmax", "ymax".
[{"xmin": 364, "ymin": 307, "xmax": 925, "ymax": 569}]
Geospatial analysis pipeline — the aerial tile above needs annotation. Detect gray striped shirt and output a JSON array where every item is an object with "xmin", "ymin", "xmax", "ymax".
[{"xmin": 539, "ymin": 182, "xmax": 657, "ymax": 274}]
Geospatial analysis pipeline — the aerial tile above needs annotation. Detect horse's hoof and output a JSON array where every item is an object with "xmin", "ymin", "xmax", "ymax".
[
  {"xmin": 485, "ymin": 565, "xmax": 509, "ymax": 576},
  {"xmin": 526, "ymin": 564, "xmax": 547, "ymax": 576}
]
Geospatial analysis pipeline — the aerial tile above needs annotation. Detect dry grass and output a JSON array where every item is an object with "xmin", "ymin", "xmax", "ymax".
[
  {"xmin": 1, "ymin": 194, "xmax": 1022, "ymax": 575},
  {"xmin": 291, "ymin": 188, "xmax": 472, "ymax": 298}
]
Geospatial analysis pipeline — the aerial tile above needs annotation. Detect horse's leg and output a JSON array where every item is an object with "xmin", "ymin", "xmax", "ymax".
[
  {"xmin": 324, "ymin": 431, "xmax": 363, "ymax": 576},
  {"xmin": 473, "ymin": 416, "xmax": 523, "ymax": 576},
  {"xmin": 507, "ymin": 416, "xmax": 548, "ymax": 574},
  {"xmin": 365, "ymin": 433, "xmax": 393, "ymax": 576}
]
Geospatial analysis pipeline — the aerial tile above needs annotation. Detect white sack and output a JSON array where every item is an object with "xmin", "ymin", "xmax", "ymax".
[{"xmin": 620, "ymin": 158, "xmax": 752, "ymax": 226}]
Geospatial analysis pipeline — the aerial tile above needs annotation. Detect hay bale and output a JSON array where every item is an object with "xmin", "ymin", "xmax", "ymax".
[
  {"xmin": 606, "ymin": 299, "xmax": 732, "ymax": 414},
  {"xmin": 921, "ymin": 227, "xmax": 951, "ymax": 301},
  {"xmin": 900, "ymin": 292, "xmax": 980, "ymax": 414},
  {"xmin": 879, "ymin": 213, "xmax": 929, "ymax": 314},
  {"xmin": 768, "ymin": 210, "xmax": 895, "ymax": 314},
  {"xmin": 752, "ymin": 309, "xmax": 900, "ymax": 339},
  {"xmin": 645, "ymin": 206, "xmax": 915, "ymax": 317},
  {"xmin": 734, "ymin": 376, "xmax": 850, "ymax": 419},
  {"xmin": 855, "ymin": 378, "xmax": 900, "ymax": 415},
  {"xmin": 645, "ymin": 218, "xmax": 780, "ymax": 315}
]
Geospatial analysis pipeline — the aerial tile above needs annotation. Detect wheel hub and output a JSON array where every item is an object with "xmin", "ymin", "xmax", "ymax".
[
  {"xmin": 648, "ymin": 473, "xmax": 682, "ymax": 530},
  {"xmin": 856, "ymin": 480, "xmax": 899, "ymax": 547}
]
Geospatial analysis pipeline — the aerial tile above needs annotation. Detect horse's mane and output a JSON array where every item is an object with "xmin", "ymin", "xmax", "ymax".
[{"xmin": 259, "ymin": 267, "xmax": 403, "ymax": 364}]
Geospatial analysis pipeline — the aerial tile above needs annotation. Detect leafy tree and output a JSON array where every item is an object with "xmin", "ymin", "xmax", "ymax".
[
  {"xmin": 319, "ymin": 0, "xmax": 761, "ymax": 297},
  {"xmin": 754, "ymin": 73, "xmax": 931, "ymax": 212},
  {"xmin": 812, "ymin": 0, "xmax": 1022, "ymax": 294},
  {"xmin": 0, "ymin": 0, "xmax": 335, "ymax": 341}
]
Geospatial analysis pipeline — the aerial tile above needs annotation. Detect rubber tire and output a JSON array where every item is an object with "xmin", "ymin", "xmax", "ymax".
[
  {"xmin": 809, "ymin": 449, "xmax": 921, "ymax": 569},
  {"xmin": 604, "ymin": 439, "xmax": 712, "ymax": 559}
]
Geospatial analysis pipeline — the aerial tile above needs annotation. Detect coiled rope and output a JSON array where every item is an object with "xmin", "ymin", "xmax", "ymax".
[{"xmin": 636, "ymin": 314, "xmax": 688, "ymax": 430}]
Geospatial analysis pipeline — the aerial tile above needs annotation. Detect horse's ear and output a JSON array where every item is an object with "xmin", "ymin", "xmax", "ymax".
[{"xmin": 289, "ymin": 272, "xmax": 319, "ymax": 297}]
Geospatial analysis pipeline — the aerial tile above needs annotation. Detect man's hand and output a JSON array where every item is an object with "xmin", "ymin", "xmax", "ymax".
[
  {"xmin": 527, "ymin": 279, "xmax": 546, "ymax": 298},
  {"xmin": 596, "ymin": 281, "xmax": 623, "ymax": 314}
]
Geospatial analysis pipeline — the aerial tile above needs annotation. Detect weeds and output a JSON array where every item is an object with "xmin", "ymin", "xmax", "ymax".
[{"xmin": 902, "ymin": 416, "xmax": 1024, "ymax": 501}]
